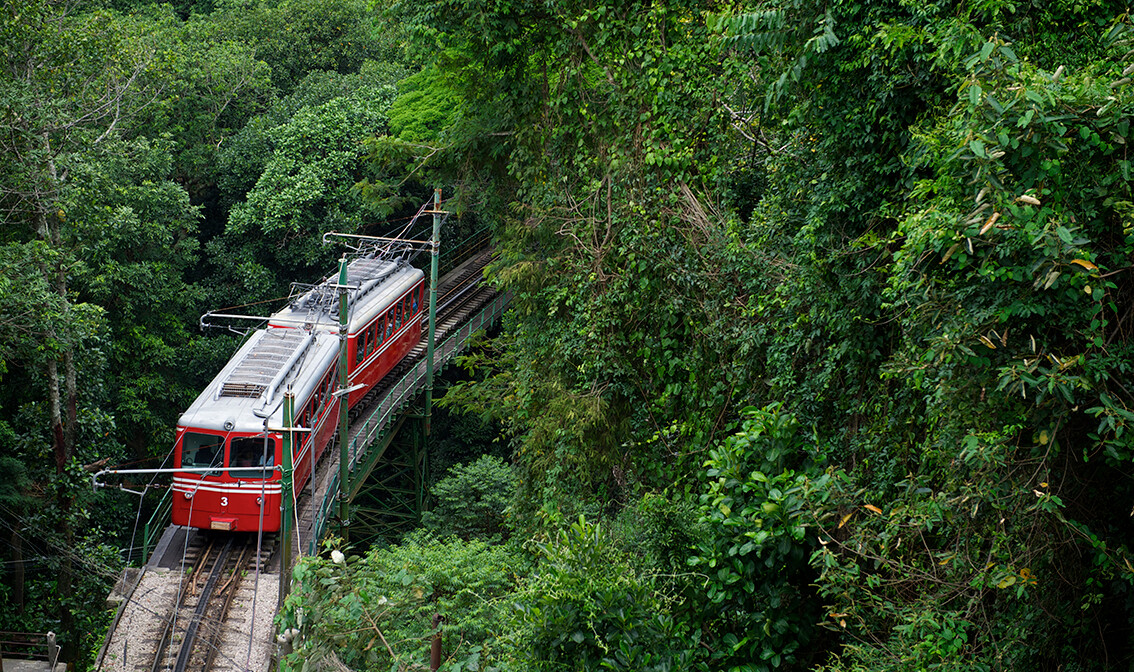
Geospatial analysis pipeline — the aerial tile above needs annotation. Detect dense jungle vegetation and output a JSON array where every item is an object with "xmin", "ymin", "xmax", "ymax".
[{"xmin": 3, "ymin": 0, "xmax": 1134, "ymax": 669}]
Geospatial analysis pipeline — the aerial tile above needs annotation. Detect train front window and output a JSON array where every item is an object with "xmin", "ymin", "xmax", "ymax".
[
  {"xmin": 182, "ymin": 432, "xmax": 223, "ymax": 470},
  {"xmin": 229, "ymin": 436, "xmax": 276, "ymax": 478}
]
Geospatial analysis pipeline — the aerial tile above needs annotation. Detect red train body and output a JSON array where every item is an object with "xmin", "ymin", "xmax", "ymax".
[{"xmin": 171, "ymin": 256, "xmax": 425, "ymax": 532}]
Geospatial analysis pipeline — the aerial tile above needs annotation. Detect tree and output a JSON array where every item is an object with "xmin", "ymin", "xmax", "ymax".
[
  {"xmin": 209, "ymin": 81, "xmax": 398, "ymax": 303},
  {"xmin": 386, "ymin": 0, "xmax": 758, "ymax": 525},
  {"xmin": 0, "ymin": 2, "xmax": 170, "ymax": 661},
  {"xmin": 279, "ymin": 535, "xmax": 522, "ymax": 671},
  {"xmin": 514, "ymin": 516, "xmax": 695, "ymax": 671},
  {"xmin": 62, "ymin": 137, "xmax": 203, "ymax": 455},
  {"xmin": 693, "ymin": 404, "xmax": 831, "ymax": 670},
  {"xmin": 421, "ymin": 455, "xmax": 517, "ymax": 542}
]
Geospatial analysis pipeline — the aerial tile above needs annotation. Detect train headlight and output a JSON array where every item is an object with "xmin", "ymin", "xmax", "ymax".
[
  {"xmin": 223, "ymin": 418, "xmax": 235, "ymax": 431},
  {"xmin": 184, "ymin": 491, "xmax": 193, "ymax": 500}
]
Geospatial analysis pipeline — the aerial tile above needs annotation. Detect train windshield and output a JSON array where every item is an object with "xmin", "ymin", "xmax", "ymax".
[
  {"xmin": 181, "ymin": 432, "xmax": 224, "ymax": 471},
  {"xmin": 228, "ymin": 436, "xmax": 276, "ymax": 478}
]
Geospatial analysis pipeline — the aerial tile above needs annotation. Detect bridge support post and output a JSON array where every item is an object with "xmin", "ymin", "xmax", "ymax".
[{"xmin": 347, "ymin": 414, "xmax": 427, "ymax": 545}]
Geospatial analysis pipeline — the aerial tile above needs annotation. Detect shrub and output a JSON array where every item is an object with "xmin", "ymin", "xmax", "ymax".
[
  {"xmin": 279, "ymin": 533, "xmax": 524, "ymax": 672},
  {"xmin": 511, "ymin": 515, "xmax": 697, "ymax": 672},
  {"xmin": 422, "ymin": 455, "xmax": 517, "ymax": 543}
]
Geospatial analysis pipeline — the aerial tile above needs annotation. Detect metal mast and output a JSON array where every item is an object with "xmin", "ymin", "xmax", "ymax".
[
  {"xmin": 336, "ymin": 256, "xmax": 351, "ymax": 541},
  {"xmin": 424, "ymin": 188, "xmax": 442, "ymax": 436}
]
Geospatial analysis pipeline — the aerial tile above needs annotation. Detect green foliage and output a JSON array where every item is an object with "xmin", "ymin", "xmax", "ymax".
[
  {"xmin": 801, "ymin": 25, "xmax": 1134, "ymax": 669},
  {"xmin": 611, "ymin": 491, "xmax": 704, "ymax": 595},
  {"xmin": 422, "ymin": 455, "xmax": 517, "ymax": 543},
  {"xmin": 718, "ymin": 2, "xmax": 840, "ymax": 113},
  {"xmin": 392, "ymin": 0, "xmax": 770, "ymax": 527},
  {"xmin": 387, "ymin": 65, "xmax": 463, "ymax": 143},
  {"xmin": 92, "ymin": 4, "xmax": 275, "ymax": 200},
  {"xmin": 210, "ymin": 82, "xmax": 398, "ymax": 301},
  {"xmin": 692, "ymin": 404, "xmax": 831, "ymax": 671},
  {"xmin": 280, "ymin": 534, "xmax": 523, "ymax": 672},
  {"xmin": 512, "ymin": 516, "xmax": 696, "ymax": 671},
  {"xmin": 63, "ymin": 136, "xmax": 204, "ymax": 452},
  {"xmin": 215, "ymin": 0, "xmax": 395, "ymax": 96},
  {"xmin": 6, "ymin": 0, "xmax": 1134, "ymax": 667},
  {"xmin": 427, "ymin": 382, "xmax": 509, "ymax": 481},
  {"xmin": 0, "ymin": 459, "xmax": 124, "ymax": 667},
  {"xmin": 218, "ymin": 63, "xmax": 408, "ymax": 207},
  {"xmin": 0, "ymin": 242, "xmax": 73, "ymax": 375}
]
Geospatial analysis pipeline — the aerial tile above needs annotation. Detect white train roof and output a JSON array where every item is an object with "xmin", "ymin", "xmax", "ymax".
[{"xmin": 178, "ymin": 327, "xmax": 340, "ymax": 435}]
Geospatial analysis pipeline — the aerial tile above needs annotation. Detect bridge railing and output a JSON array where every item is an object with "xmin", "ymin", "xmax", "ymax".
[{"xmin": 308, "ymin": 291, "xmax": 510, "ymax": 552}]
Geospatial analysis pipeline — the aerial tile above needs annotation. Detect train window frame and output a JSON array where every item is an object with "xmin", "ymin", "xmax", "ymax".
[
  {"xmin": 181, "ymin": 432, "xmax": 224, "ymax": 470},
  {"xmin": 228, "ymin": 436, "xmax": 277, "ymax": 478}
]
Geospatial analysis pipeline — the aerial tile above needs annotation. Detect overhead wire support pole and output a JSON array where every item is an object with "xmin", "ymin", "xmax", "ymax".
[
  {"xmin": 280, "ymin": 392, "xmax": 295, "ymax": 606},
  {"xmin": 424, "ymin": 187, "xmax": 445, "ymax": 437},
  {"xmin": 336, "ymin": 255, "xmax": 351, "ymax": 542}
]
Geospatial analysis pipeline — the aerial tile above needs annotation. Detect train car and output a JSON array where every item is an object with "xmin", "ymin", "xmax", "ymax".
[
  {"xmin": 171, "ymin": 254, "xmax": 426, "ymax": 533},
  {"xmin": 270, "ymin": 256, "xmax": 426, "ymax": 408}
]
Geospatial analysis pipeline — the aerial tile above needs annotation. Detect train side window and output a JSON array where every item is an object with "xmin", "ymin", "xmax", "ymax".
[
  {"xmin": 403, "ymin": 295, "xmax": 411, "ymax": 318},
  {"xmin": 385, "ymin": 312, "xmax": 393, "ymax": 340},
  {"xmin": 359, "ymin": 329, "xmax": 368, "ymax": 360},
  {"xmin": 182, "ymin": 432, "xmax": 223, "ymax": 470},
  {"xmin": 394, "ymin": 303, "xmax": 402, "ymax": 329},
  {"xmin": 412, "ymin": 289, "xmax": 419, "ymax": 315},
  {"xmin": 229, "ymin": 436, "xmax": 276, "ymax": 478}
]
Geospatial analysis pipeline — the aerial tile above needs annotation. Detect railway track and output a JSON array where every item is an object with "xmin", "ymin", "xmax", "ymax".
[{"xmin": 140, "ymin": 534, "xmax": 273, "ymax": 672}]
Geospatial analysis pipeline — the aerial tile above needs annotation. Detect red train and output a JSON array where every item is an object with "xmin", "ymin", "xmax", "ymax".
[{"xmin": 172, "ymin": 254, "xmax": 425, "ymax": 532}]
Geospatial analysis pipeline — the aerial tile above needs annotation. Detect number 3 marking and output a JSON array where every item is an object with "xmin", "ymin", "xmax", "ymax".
[{"xmin": 221, "ymin": 496, "xmax": 229, "ymax": 507}]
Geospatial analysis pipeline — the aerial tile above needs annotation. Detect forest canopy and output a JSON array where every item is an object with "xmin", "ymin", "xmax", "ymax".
[{"xmin": 2, "ymin": 0, "xmax": 1134, "ymax": 669}]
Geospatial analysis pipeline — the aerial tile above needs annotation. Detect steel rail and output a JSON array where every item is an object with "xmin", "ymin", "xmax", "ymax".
[
  {"xmin": 200, "ymin": 543, "xmax": 254, "ymax": 672},
  {"xmin": 172, "ymin": 536, "xmax": 234, "ymax": 672}
]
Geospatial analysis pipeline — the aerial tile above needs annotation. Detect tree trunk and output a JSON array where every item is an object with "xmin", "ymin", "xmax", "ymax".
[
  {"xmin": 39, "ymin": 144, "xmax": 79, "ymax": 670},
  {"xmin": 10, "ymin": 526, "xmax": 25, "ymax": 613}
]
